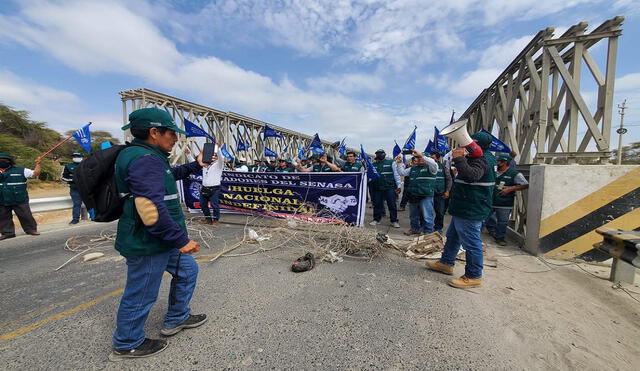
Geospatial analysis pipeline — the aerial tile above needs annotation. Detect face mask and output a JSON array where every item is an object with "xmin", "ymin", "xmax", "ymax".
[
  {"xmin": 375, "ymin": 154, "xmax": 385, "ymax": 161},
  {"xmin": 0, "ymin": 161, "xmax": 11, "ymax": 169},
  {"xmin": 72, "ymin": 157, "xmax": 82, "ymax": 163}
]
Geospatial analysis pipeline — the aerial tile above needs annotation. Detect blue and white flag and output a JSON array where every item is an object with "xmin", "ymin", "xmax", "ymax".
[
  {"xmin": 392, "ymin": 141, "xmax": 402, "ymax": 158},
  {"xmin": 434, "ymin": 126, "xmax": 451, "ymax": 154},
  {"xmin": 280, "ymin": 145, "xmax": 289, "ymax": 158},
  {"xmin": 360, "ymin": 145, "xmax": 380, "ymax": 181},
  {"xmin": 263, "ymin": 124, "xmax": 283, "ymax": 139},
  {"xmin": 480, "ymin": 129, "xmax": 512, "ymax": 153},
  {"xmin": 184, "ymin": 119, "xmax": 215, "ymax": 142},
  {"xmin": 237, "ymin": 139, "xmax": 250, "ymax": 152},
  {"xmin": 338, "ymin": 138, "xmax": 347, "ymax": 156},
  {"xmin": 402, "ymin": 126, "xmax": 417, "ymax": 150},
  {"xmin": 308, "ymin": 133, "xmax": 325, "ymax": 154},
  {"xmin": 297, "ymin": 144, "xmax": 305, "ymax": 160},
  {"xmin": 72, "ymin": 122, "xmax": 92, "ymax": 153},
  {"xmin": 424, "ymin": 140, "xmax": 436, "ymax": 154},
  {"xmin": 264, "ymin": 146, "xmax": 278, "ymax": 158},
  {"xmin": 220, "ymin": 144, "xmax": 234, "ymax": 159}
]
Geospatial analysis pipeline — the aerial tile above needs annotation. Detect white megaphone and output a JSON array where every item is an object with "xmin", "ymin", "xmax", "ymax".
[{"xmin": 439, "ymin": 119, "xmax": 473, "ymax": 146}]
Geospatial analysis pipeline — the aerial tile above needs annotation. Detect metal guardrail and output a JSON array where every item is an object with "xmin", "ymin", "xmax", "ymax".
[{"xmin": 29, "ymin": 196, "xmax": 73, "ymax": 212}]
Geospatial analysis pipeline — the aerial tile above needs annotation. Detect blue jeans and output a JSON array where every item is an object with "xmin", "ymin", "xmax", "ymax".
[
  {"xmin": 485, "ymin": 208, "xmax": 511, "ymax": 240},
  {"xmin": 200, "ymin": 186, "xmax": 220, "ymax": 221},
  {"xmin": 70, "ymin": 188, "xmax": 82, "ymax": 222},
  {"xmin": 409, "ymin": 197, "xmax": 434, "ymax": 234},
  {"xmin": 372, "ymin": 188, "xmax": 398, "ymax": 223},
  {"xmin": 440, "ymin": 216, "xmax": 483, "ymax": 279},
  {"xmin": 113, "ymin": 249, "xmax": 199, "ymax": 350},
  {"xmin": 433, "ymin": 194, "xmax": 446, "ymax": 233}
]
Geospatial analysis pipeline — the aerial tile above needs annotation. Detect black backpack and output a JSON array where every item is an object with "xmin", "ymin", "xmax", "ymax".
[{"xmin": 75, "ymin": 144, "xmax": 132, "ymax": 222}]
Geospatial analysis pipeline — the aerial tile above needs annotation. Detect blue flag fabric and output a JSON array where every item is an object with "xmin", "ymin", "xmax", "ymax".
[
  {"xmin": 392, "ymin": 142, "xmax": 402, "ymax": 158},
  {"xmin": 480, "ymin": 129, "xmax": 512, "ymax": 153},
  {"xmin": 280, "ymin": 145, "xmax": 289, "ymax": 158},
  {"xmin": 72, "ymin": 123, "xmax": 92, "ymax": 152},
  {"xmin": 434, "ymin": 127, "xmax": 451, "ymax": 154},
  {"xmin": 184, "ymin": 119, "xmax": 215, "ymax": 142},
  {"xmin": 338, "ymin": 138, "xmax": 346, "ymax": 156},
  {"xmin": 360, "ymin": 145, "xmax": 380, "ymax": 181},
  {"xmin": 425, "ymin": 140, "xmax": 436, "ymax": 154},
  {"xmin": 237, "ymin": 139, "xmax": 250, "ymax": 152},
  {"xmin": 264, "ymin": 146, "xmax": 278, "ymax": 158},
  {"xmin": 308, "ymin": 134, "xmax": 325, "ymax": 154},
  {"xmin": 297, "ymin": 145, "xmax": 305, "ymax": 160},
  {"xmin": 263, "ymin": 124, "xmax": 283, "ymax": 139},
  {"xmin": 402, "ymin": 126, "xmax": 417, "ymax": 150},
  {"xmin": 220, "ymin": 144, "xmax": 234, "ymax": 159}
]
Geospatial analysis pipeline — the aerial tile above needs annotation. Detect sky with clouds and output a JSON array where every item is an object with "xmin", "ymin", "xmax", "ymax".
[{"xmin": 0, "ymin": 0, "xmax": 639, "ymax": 154}]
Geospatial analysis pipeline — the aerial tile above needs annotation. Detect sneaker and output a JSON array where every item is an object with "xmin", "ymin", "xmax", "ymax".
[
  {"xmin": 449, "ymin": 275, "xmax": 482, "ymax": 289},
  {"xmin": 26, "ymin": 231, "xmax": 40, "ymax": 236},
  {"xmin": 391, "ymin": 222, "xmax": 400, "ymax": 228},
  {"xmin": 425, "ymin": 260, "xmax": 454, "ymax": 275},
  {"xmin": 398, "ymin": 207, "xmax": 406, "ymax": 212},
  {"xmin": 69, "ymin": 220, "xmax": 79, "ymax": 225},
  {"xmin": 403, "ymin": 230, "xmax": 420, "ymax": 236},
  {"xmin": 291, "ymin": 252, "xmax": 315, "ymax": 273},
  {"xmin": 495, "ymin": 239, "xmax": 507, "ymax": 246},
  {"xmin": 160, "ymin": 314, "xmax": 208, "ymax": 336},
  {"xmin": 108, "ymin": 338, "xmax": 168, "ymax": 362},
  {"xmin": 369, "ymin": 220, "xmax": 379, "ymax": 226}
]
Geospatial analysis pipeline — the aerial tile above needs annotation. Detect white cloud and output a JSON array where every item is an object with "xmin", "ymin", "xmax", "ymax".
[
  {"xmin": 0, "ymin": 70, "xmax": 78, "ymax": 106},
  {"xmin": 306, "ymin": 73, "xmax": 385, "ymax": 94},
  {"xmin": 451, "ymin": 68, "xmax": 502, "ymax": 98},
  {"xmin": 616, "ymin": 72, "xmax": 640, "ymax": 91}
]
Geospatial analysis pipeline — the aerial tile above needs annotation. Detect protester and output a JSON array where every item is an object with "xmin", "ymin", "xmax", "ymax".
[
  {"xmin": 295, "ymin": 153, "xmax": 340, "ymax": 172},
  {"xmin": 426, "ymin": 132, "xmax": 496, "ymax": 289},
  {"xmin": 394, "ymin": 150, "xmax": 438, "ymax": 235},
  {"xmin": 199, "ymin": 144, "xmax": 224, "ymax": 226},
  {"xmin": 234, "ymin": 156, "xmax": 249, "ymax": 172},
  {"xmin": 430, "ymin": 150, "xmax": 452, "ymax": 234},
  {"xmin": 275, "ymin": 159, "xmax": 295, "ymax": 172},
  {"xmin": 61, "ymin": 152, "xmax": 84, "ymax": 224},
  {"xmin": 397, "ymin": 158, "xmax": 414, "ymax": 212},
  {"xmin": 0, "ymin": 153, "xmax": 41, "ymax": 240},
  {"xmin": 110, "ymin": 108, "xmax": 207, "ymax": 361},
  {"xmin": 369, "ymin": 149, "xmax": 401, "ymax": 228},
  {"xmin": 247, "ymin": 159, "xmax": 261, "ymax": 172},
  {"xmin": 485, "ymin": 154, "xmax": 528, "ymax": 245},
  {"xmin": 340, "ymin": 151, "xmax": 364, "ymax": 172}
]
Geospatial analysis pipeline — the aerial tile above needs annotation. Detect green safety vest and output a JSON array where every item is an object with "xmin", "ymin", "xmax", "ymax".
[
  {"xmin": 448, "ymin": 152, "xmax": 497, "ymax": 221},
  {"xmin": 247, "ymin": 165, "xmax": 258, "ymax": 172},
  {"xmin": 0, "ymin": 166, "xmax": 28, "ymax": 206},
  {"xmin": 493, "ymin": 168, "xmax": 519, "ymax": 208},
  {"xmin": 434, "ymin": 162, "xmax": 445, "ymax": 195},
  {"xmin": 312, "ymin": 164, "xmax": 332, "ymax": 172},
  {"xmin": 114, "ymin": 141, "xmax": 186, "ymax": 256},
  {"xmin": 407, "ymin": 165, "xmax": 436, "ymax": 197},
  {"xmin": 275, "ymin": 166, "xmax": 294, "ymax": 172},
  {"xmin": 341, "ymin": 161, "xmax": 363, "ymax": 172},
  {"xmin": 371, "ymin": 159, "xmax": 396, "ymax": 190},
  {"xmin": 64, "ymin": 163, "xmax": 79, "ymax": 190}
]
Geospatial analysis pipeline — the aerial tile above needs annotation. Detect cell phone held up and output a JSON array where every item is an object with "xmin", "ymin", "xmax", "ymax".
[
  {"xmin": 401, "ymin": 149, "xmax": 414, "ymax": 155},
  {"xmin": 202, "ymin": 143, "xmax": 215, "ymax": 164}
]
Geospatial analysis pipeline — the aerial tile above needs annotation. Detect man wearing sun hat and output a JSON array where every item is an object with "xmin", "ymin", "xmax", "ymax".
[{"xmin": 110, "ymin": 108, "xmax": 208, "ymax": 361}]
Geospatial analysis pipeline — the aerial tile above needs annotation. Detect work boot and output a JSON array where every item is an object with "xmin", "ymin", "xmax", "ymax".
[
  {"xmin": 108, "ymin": 338, "xmax": 168, "ymax": 361},
  {"xmin": 211, "ymin": 220, "xmax": 220, "ymax": 226},
  {"xmin": 69, "ymin": 220, "xmax": 79, "ymax": 225},
  {"xmin": 26, "ymin": 231, "xmax": 40, "ymax": 236},
  {"xmin": 495, "ymin": 239, "xmax": 507, "ymax": 246},
  {"xmin": 403, "ymin": 230, "xmax": 420, "ymax": 236},
  {"xmin": 201, "ymin": 219, "xmax": 213, "ymax": 225},
  {"xmin": 425, "ymin": 260, "xmax": 454, "ymax": 275},
  {"xmin": 160, "ymin": 314, "xmax": 208, "ymax": 336},
  {"xmin": 449, "ymin": 275, "xmax": 482, "ymax": 289}
]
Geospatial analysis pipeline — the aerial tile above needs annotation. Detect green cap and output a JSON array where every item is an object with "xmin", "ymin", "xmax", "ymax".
[
  {"xmin": 121, "ymin": 108, "xmax": 187, "ymax": 135},
  {"xmin": 0, "ymin": 153, "xmax": 12, "ymax": 161},
  {"xmin": 471, "ymin": 132, "xmax": 493, "ymax": 149},
  {"xmin": 375, "ymin": 149, "xmax": 385, "ymax": 153},
  {"xmin": 497, "ymin": 154, "xmax": 512, "ymax": 162}
]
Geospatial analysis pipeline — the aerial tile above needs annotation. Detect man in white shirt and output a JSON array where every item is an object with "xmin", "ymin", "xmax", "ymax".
[
  {"xmin": 200, "ymin": 145, "xmax": 224, "ymax": 225},
  {"xmin": 0, "ymin": 153, "xmax": 42, "ymax": 240}
]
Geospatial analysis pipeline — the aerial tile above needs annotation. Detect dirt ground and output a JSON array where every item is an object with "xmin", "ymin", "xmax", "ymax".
[{"xmin": 28, "ymin": 181, "xmax": 69, "ymax": 198}]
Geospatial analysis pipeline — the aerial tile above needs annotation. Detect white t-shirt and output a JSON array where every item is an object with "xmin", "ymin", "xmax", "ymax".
[
  {"xmin": 23, "ymin": 168, "xmax": 34, "ymax": 178},
  {"xmin": 201, "ymin": 146, "xmax": 224, "ymax": 187}
]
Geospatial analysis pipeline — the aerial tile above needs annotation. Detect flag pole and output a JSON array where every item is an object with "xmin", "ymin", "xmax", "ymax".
[{"xmin": 36, "ymin": 135, "xmax": 73, "ymax": 162}]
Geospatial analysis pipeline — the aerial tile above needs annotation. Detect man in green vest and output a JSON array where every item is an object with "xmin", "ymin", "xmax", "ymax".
[
  {"xmin": 295, "ymin": 153, "xmax": 340, "ymax": 172},
  {"xmin": 0, "ymin": 153, "xmax": 41, "ymax": 240},
  {"xmin": 369, "ymin": 149, "xmax": 401, "ymax": 228},
  {"xmin": 394, "ymin": 149, "xmax": 438, "ymax": 235},
  {"xmin": 426, "ymin": 132, "xmax": 496, "ymax": 289},
  {"xmin": 61, "ymin": 152, "xmax": 84, "ymax": 224},
  {"xmin": 275, "ymin": 159, "xmax": 295, "ymax": 172},
  {"xmin": 430, "ymin": 150, "xmax": 452, "ymax": 234},
  {"xmin": 485, "ymin": 154, "xmax": 528, "ymax": 246},
  {"xmin": 340, "ymin": 151, "xmax": 364, "ymax": 172},
  {"xmin": 110, "ymin": 108, "xmax": 208, "ymax": 361}
]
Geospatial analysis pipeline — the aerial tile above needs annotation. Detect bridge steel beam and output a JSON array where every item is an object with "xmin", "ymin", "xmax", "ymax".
[
  {"xmin": 119, "ymin": 88, "xmax": 353, "ymax": 165},
  {"xmin": 458, "ymin": 16, "xmax": 624, "ymax": 240}
]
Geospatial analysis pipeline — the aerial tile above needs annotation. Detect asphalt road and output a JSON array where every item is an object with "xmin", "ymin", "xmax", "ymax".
[{"xmin": 1, "ymin": 218, "xmax": 517, "ymax": 370}]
